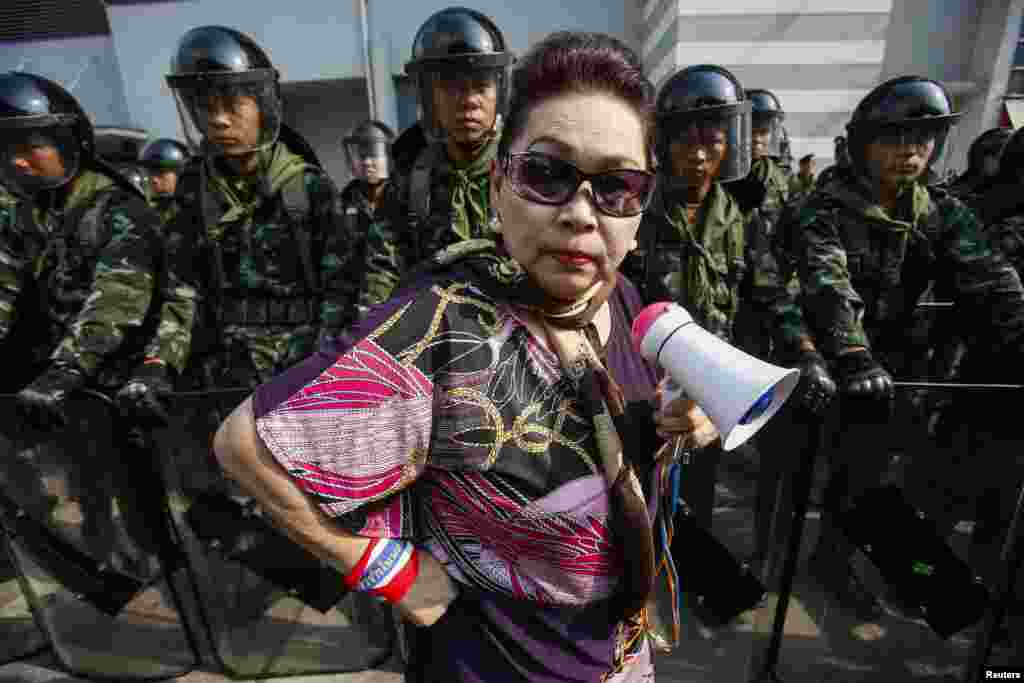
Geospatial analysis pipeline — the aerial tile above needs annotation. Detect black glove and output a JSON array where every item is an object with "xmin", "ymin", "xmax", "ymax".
[
  {"xmin": 15, "ymin": 365, "xmax": 85, "ymax": 432},
  {"xmin": 834, "ymin": 349, "xmax": 894, "ymax": 400},
  {"xmin": 115, "ymin": 362, "xmax": 173, "ymax": 428},
  {"xmin": 790, "ymin": 350, "xmax": 838, "ymax": 416}
]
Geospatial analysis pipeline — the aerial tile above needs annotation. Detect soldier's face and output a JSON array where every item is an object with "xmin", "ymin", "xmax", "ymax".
[
  {"xmin": 865, "ymin": 136, "xmax": 936, "ymax": 189},
  {"xmin": 432, "ymin": 74, "xmax": 498, "ymax": 144},
  {"xmin": 752, "ymin": 126, "xmax": 771, "ymax": 159},
  {"xmin": 800, "ymin": 160, "xmax": 815, "ymax": 177},
  {"xmin": 12, "ymin": 142, "xmax": 67, "ymax": 179},
  {"xmin": 201, "ymin": 93, "xmax": 263, "ymax": 155},
  {"xmin": 668, "ymin": 124, "xmax": 727, "ymax": 185},
  {"xmin": 491, "ymin": 91, "xmax": 647, "ymax": 302},
  {"xmin": 150, "ymin": 169, "xmax": 178, "ymax": 196}
]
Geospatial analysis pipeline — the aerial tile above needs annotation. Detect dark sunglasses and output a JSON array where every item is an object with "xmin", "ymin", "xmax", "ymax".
[{"xmin": 503, "ymin": 152, "xmax": 655, "ymax": 218}]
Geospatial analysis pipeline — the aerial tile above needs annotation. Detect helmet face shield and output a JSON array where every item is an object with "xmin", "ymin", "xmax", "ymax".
[
  {"xmin": 851, "ymin": 120, "xmax": 953, "ymax": 185},
  {"xmin": 0, "ymin": 121, "xmax": 81, "ymax": 195},
  {"xmin": 657, "ymin": 104, "xmax": 751, "ymax": 184},
  {"xmin": 752, "ymin": 112, "xmax": 783, "ymax": 159},
  {"xmin": 343, "ymin": 138, "xmax": 390, "ymax": 182},
  {"xmin": 168, "ymin": 72, "xmax": 281, "ymax": 157}
]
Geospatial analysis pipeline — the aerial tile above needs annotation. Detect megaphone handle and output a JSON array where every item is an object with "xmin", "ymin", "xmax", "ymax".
[{"xmin": 663, "ymin": 378, "xmax": 685, "ymax": 407}]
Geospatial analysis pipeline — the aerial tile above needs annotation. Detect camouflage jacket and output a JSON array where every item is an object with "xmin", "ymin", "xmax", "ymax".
[
  {"xmin": 338, "ymin": 179, "xmax": 386, "ymax": 297},
  {"xmin": 170, "ymin": 141, "xmax": 354, "ymax": 380},
  {"xmin": 360, "ymin": 137, "xmax": 498, "ymax": 308},
  {"xmin": 788, "ymin": 174, "xmax": 816, "ymax": 202},
  {"xmin": 149, "ymin": 194, "xmax": 181, "ymax": 228},
  {"xmin": 0, "ymin": 167, "xmax": 192, "ymax": 391},
  {"xmin": 635, "ymin": 182, "xmax": 747, "ymax": 340},
  {"xmin": 985, "ymin": 213, "xmax": 1024, "ymax": 275},
  {"xmin": 750, "ymin": 157, "xmax": 790, "ymax": 222},
  {"xmin": 775, "ymin": 177, "xmax": 1024, "ymax": 364}
]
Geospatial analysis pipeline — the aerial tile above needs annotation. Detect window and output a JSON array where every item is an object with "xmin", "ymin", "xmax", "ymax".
[{"xmin": 0, "ymin": 0, "xmax": 110, "ymax": 42}]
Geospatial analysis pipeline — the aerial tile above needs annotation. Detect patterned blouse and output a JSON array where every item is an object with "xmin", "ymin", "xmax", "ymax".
[{"xmin": 253, "ymin": 264, "xmax": 662, "ymax": 682}]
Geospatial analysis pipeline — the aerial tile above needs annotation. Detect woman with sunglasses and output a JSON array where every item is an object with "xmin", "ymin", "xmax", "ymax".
[{"xmin": 211, "ymin": 32, "xmax": 716, "ymax": 682}]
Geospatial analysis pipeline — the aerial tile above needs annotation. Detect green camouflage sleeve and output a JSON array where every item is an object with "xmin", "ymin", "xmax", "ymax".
[
  {"xmin": 937, "ymin": 200, "xmax": 1024, "ymax": 355},
  {"xmin": 767, "ymin": 202, "xmax": 811, "ymax": 352},
  {"xmin": 0, "ymin": 200, "xmax": 29, "ymax": 343},
  {"xmin": 310, "ymin": 171, "xmax": 356, "ymax": 340},
  {"xmin": 51, "ymin": 202, "xmax": 159, "ymax": 376},
  {"xmin": 989, "ymin": 215, "xmax": 1024, "ymax": 273},
  {"xmin": 359, "ymin": 181, "xmax": 406, "ymax": 310},
  {"xmin": 793, "ymin": 203, "xmax": 869, "ymax": 356},
  {"xmin": 142, "ymin": 224, "xmax": 199, "ymax": 374}
]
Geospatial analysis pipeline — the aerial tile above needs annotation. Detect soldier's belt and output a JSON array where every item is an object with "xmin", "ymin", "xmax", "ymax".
[{"xmin": 220, "ymin": 296, "xmax": 316, "ymax": 327}]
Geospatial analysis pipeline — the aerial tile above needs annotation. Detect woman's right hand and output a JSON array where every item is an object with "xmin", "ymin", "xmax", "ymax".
[{"xmin": 395, "ymin": 550, "xmax": 459, "ymax": 627}]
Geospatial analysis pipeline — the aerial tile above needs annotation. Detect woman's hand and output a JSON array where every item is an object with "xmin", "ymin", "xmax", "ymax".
[{"xmin": 653, "ymin": 379, "xmax": 720, "ymax": 449}]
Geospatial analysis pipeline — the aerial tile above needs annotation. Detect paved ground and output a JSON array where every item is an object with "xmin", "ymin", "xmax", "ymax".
[{"xmin": 2, "ymin": 443, "xmax": 1021, "ymax": 683}]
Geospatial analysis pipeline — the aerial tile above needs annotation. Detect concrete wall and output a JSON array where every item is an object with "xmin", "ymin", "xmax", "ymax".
[{"xmin": 0, "ymin": 34, "xmax": 134, "ymax": 129}]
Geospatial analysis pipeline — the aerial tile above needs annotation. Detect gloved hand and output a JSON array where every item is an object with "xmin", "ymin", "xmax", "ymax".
[
  {"xmin": 791, "ymin": 350, "xmax": 838, "ymax": 416},
  {"xmin": 15, "ymin": 365, "xmax": 85, "ymax": 432},
  {"xmin": 834, "ymin": 349, "xmax": 894, "ymax": 400},
  {"xmin": 115, "ymin": 361, "xmax": 173, "ymax": 428}
]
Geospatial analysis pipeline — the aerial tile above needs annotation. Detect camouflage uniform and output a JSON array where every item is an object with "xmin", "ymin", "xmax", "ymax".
[
  {"xmin": 788, "ymin": 173, "xmax": 816, "ymax": 202},
  {"xmin": 360, "ymin": 137, "xmax": 498, "ymax": 308},
  {"xmin": 172, "ymin": 141, "xmax": 353, "ymax": 388},
  {"xmin": 337, "ymin": 179, "xmax": 386, "ymax": 302},
  {"xmin": 734, "ymin": 156, "xmax": 790, "ymax": 358},
  {"xmin": 636, "ymin": 182, "xmax": 747, "ymax": 341},
  {"xmin": 0, "ymin": 167, "xmax": 194, "ymax": 393}
]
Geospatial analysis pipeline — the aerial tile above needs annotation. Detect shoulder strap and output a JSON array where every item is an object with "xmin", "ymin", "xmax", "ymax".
[
  {"xmin": 278, "ymin": 164, "xmax": 320, "ymax": 294},
  {"xmin": 409, "ymin": 144, "xmax": 437, "ymax": 222}
]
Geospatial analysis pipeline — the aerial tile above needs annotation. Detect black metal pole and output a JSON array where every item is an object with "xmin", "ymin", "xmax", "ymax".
[{"xmin": 754, "ymin": 409, "xmax": 825, "ymax": 683}]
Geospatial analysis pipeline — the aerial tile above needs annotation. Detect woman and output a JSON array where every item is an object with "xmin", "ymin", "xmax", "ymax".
[{"xmin": 214, "ymin": 32, "xmax": 717, "ymax": 682}]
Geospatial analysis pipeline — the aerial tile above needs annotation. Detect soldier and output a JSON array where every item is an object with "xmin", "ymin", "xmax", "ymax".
[
  {"xmin": 815, "ymin": 135, "xmax": 851, "ymax": 187},
  {"xmin": 732, "ymin": 88, "xmax": 790, "ymax": 359},
  {"xmin": 0, "ymin": 72, "xmax": 196, "ymax": 580},
  {"xmin": 164, "ymin": 25, "xmax": 353, "ymax": 389},
  {"xmin": 788, "ymin": 153, "xmax": 817, "ymax": 200},
  {"xmin": 772, "ymin": 76, "xmax": 1024, "ymax": 618},
  {"xmin": 359, "ymin": 7, "xmax": 514, "ymax": 307},
  {"xmin": 339, "ymin": 120, "xmax": 394, "ymax": 316},
  {"xmin": 636, "ymin": 64, "xmax": 750, "ymax": 534},
  {"xmin": 138, "ymin": 137, "xmax": 189, "ymax": 224},
  {"xmin": 978, "ymin": 126, "xmax": 1024, "ymax": 274}
]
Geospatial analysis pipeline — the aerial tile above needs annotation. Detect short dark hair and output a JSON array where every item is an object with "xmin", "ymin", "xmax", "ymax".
[
  {"xmin": 799, "ymin": 154, "xmax": 815, "ymax": 165},
  {"xmin": 497, "ymin": 32, "xmax": 655, "ymax": 168}
]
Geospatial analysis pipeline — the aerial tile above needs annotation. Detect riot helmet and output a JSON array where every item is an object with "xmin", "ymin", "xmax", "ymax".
[
  {"xmin": 342, "ymin": 119, "xmax": 394, "ymax": 184},
  {"xmin": 747, "ymin": 88, "xmax": 785, "ymax": 159},
  {"xmin": 405, "ymin": 7, "xmax": 514, "ymax": 143},
  {"xmin": 139, "ymin": 138, "xmax": 189, "ymax": 172},
  {"xmin": 0, "ymin": 72, "xmax": 92, "ymax": 195},
  {"xmin": 655, "ymin": 64, "xmax": 751, "ymax": 183},
  {"xmin": 995, "ymin": 125, "xmax": 1024, "ymax": 184},
  {"xmin": 966, "ymin": 127, "xmax": 1012, "ymax": 179},
  {"xmin": 165, "ymin": 26, "xmax": 282, "ymax": 158},
  {"xmin": 834, "ymin": 136, "xmax": 850, "ymax": 168},
  {"xmin": 845, "ymin": 76, "xmax": 960, "ymax": 182}
]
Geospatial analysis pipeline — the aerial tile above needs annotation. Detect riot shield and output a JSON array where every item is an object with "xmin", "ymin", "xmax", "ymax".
[
  {"xmin": 0, "ymin": 391, "xmax": 202, "ymax": 680},
  {"xmin": 157, "ymin": 388, "xmax": 395, "ymax": 678},
  {"xmin": 756, "ymin": 381, "xmax": 1022, "ymax": 683},
  {"xmin": 0, "ymin": 535, "xmax": 48, "ymax": 664}
]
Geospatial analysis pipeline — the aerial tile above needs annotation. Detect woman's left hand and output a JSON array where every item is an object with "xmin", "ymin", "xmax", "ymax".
[{"xmin": 654, "ymin": 381, "xmax": 720, "ymax": 449}]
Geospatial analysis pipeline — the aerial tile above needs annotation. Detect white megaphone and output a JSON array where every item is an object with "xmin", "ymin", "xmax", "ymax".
[{"xmin": 632, "ymin": 302, "xmax": 800, "ymax": 451}]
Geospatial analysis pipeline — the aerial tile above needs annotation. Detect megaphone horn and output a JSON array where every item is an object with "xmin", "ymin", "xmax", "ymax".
[{"xmin": 632, "ymin": 302, "xmax": 800, "ymax": 451}]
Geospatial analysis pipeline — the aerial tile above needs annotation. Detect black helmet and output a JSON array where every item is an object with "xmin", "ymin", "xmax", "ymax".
[
  {"xmin": 748, "ymin": 89, "xmax": 785, "ymax": 158},
  {"xmin": 966, "ymin": 127, "xmax": 1012, "ymax": 179},
  {"xmin": 0, "ymin": 72, "xmax": 92, "ymax": 195},
  {"xmin": 139, "ymin": 138, "xmax": 189, "ymax": 172},
  {"xmin": 995, "ymin": 126, "xmax": 1024, "ymax": 184},
  {"xmin": 405, "ymin": 7, "xmax": 514, "ymax": 142},
  {"xmin": 655, "ymin": 64, "xmax": 751, "ymax": 183},
  {"xmin": 846, "ymin": 76, "xmax": 960, "ymax": 179},
  {"xmin": 165, "ymin": 25, "xmax": 282, "ymax": 157},
  {"xmin": 342, "ymin": 119, "xmax": 395, "ymax": 182}
]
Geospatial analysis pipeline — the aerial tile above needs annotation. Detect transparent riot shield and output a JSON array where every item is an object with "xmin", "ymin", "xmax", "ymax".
[
  {"xmin": 757, "ymin": 380, "xmax": 1021, "ymax": 683},
  {"xmin": 157, "ymin": 388, "xmax": 395, "ymax": 678},
  {"xmin": 0, "ymin": 390, "xmax": 202, "ymax": 680}
]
